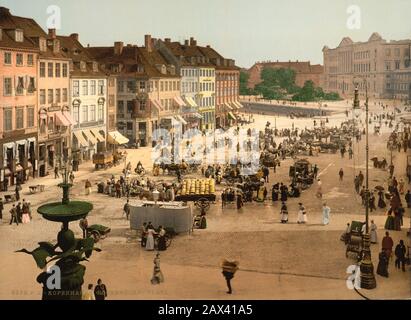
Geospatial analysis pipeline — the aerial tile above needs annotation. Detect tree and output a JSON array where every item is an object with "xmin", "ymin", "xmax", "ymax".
[{"xmin": 240, "ymin": 71, "xmax": 254, "ymax": 95}]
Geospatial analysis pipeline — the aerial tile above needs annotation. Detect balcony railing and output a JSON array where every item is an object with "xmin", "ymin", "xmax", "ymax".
[{"xmin": 74, "ymin": 120, "xmax": 105, "ymax": 129}]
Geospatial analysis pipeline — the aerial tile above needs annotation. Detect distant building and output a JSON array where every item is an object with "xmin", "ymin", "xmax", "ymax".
[
  {"xmin": 323, "ymin": 33, "xmax": 411, "ymax": 100},
  {"xmin": 247, "ymin": 60, "xmax": 323, "ymax": 89}
]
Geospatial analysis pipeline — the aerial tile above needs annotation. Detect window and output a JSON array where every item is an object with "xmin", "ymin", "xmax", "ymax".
[
  {"xmin": 127, "ymin": 81, "xmax": 135, "ymax": 93},
  {"xmin": 48, "ymin": 116, "xmax": 54, "ymax": 131},
  {"xmin": 98, "ymin": 80, "xmax": 104, "ymax": 95},
  {"xmin": 140, "ymin": 100, "xmax": 146, "ymax": 111},
  {"xmin": 127, "ymin": 122, "xmax": 133, "ymax": 130},
  {"xmin": 109, "ymin": 115, "xmax": 115, "ymax": 128},
  {"xmin": 82, "ymin": 105, "xmax": 88, "ymax": 122},
  {"xmin": 4, "ymin": 52, "xmax": 12, "ymax": 64},
  {"xmin": 165, "ymin": 81, "xmax": 169, "ymax": 91},
  {"xmin": 98, "ymin": 104, "xmax": 103, "ymax": 120},
  {"xmin": 27, "ymin": 107, "xmax": 34, "ymax": 127},
  {"xmin": 15, "ymin": 30, "xmax": 23, "ymax": 42},
  {"xmin": 55, "ymin": 63, "xmax": 61, "ymax": 77},
  {"xmin": 118, "ymin": 80, "xmax": 124, "ymax": 93},
  {"xmin": 62, "ymin": 63, "xmax": 68, "ymax": 77},
  {"xmin": 73, "ymin": 80, "xmax": 80, "ymax": 97},
  {"xmin": 4, "ymin": 108, "xmax": 12, "ymax": 131},
  {"xmin": 40, "ymin": 89, "xmax": 46, "ymax": 104},
  {"xmin": 82, "ymin": 80, "xmax": 88, "ymax": 95},
  {"xmin": 16, "ymin": 108, "xmax": 24, "ymax": 129},
  {"xmin": 118, "ymin": 100, "xmax": 124, "ymax": 113},
  {"xmin": 16, "ymin": 77, "xmax": 24, "ymax": 95},
  {"xmin": 40, "ymin": 62, "xmax": 46, "ymax": 77},
  {"xmin": 395, "ymin": 61, "xmax": 400, "ymax": 70},
  {"xmin": 90, "ymin": 105, "xmax": 96, "ymax": 121},
  {"xmin": 127, "ymin": 100, "xmax": 133, "ymax": 113},
  {"xmin": 62, "ymin": 88, "xmax": 68, "ymax": 102},
  {"xmin": 139, "ymin": 81, "xmax": 145, "ymax": 90},
  {"xmin": 90, "ymin": 80, "xmax": 96, "ymax": 95},
  {"xmin": 27, "ymin": 77, "xmax": 35, "ymax": 93},
  {"xmin": 16, "ymin": 53, "xmax": 23, "ymax": 66},
  {"xmin": 160, "ymin": 81, "xmax": 164, "ymax": 91},
  {"xmin": 48, "ymin": 62, "xmax": 53, "ymax": 77},
  {"xmin": 73, "ymin": 106, "xmax": 79, "ymax": 124},
  {"xmin": 48, "ymin": 89, "xmax": 53, "ymax": 103},
  {"xmin": 55, "ymin": 89, "xmax": 61, "ymax": 102},
  {"xmin": 3, "ymin": 77, "xmax": 12, "ymax": 95},
  {"xmin": 385, "ymin": 49, "xmax": 391, "ymax": 57},
  {"xmin": 385, "ymin": 61, "xmax": 391, "ymax": 71},
  {"xmin": 27, "ymin": 54, "xmax": 33, "ymax": 66}
]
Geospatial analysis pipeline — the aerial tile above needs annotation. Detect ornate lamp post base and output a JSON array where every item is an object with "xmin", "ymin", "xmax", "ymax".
[{"xmin": 360, "ymin": 233, "xmax": 377, "ymax": 290}]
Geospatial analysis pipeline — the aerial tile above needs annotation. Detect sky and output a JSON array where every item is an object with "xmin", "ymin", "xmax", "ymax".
[{"xmin": 1, "ymin": 0, "xmax": 410, "ymax": 68}]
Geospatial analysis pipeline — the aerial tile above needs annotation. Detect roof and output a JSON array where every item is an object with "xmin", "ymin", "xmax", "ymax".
[{"xmin": 250, "ymin": 61, "xmax": 323, "ymax": 74}]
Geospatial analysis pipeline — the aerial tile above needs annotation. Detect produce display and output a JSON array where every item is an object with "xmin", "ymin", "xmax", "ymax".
[{"xmin": 180, "ymin": 178, "xmax": 215, "ymax": 195}]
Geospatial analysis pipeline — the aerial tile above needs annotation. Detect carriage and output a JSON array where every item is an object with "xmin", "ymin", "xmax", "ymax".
[
  {"xmin": 345, "ymin": 221, "xmax": 365, "ymax": 261},
  {"xmin": 92, "ymin": 152, "xmax": 114, "ymax": 170},
  {"xmin": 86, "ymin": 224, "xmax": 111, "ymax": 243},
  {"xmin": 289, "ymin": 159, "xmax": 314, "ymax": 186}
]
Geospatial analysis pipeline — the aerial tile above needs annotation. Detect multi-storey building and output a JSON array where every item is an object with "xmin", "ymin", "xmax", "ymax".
[
  {"xmin": 57, "ymin": 33, "xmax": 108, "ymax": 162},
  {"xmin": 0, "ymin": 7, "xmax": 39, "ymax": 187},
  {"xmin": 198, "ymin": 45, "xmax": 241, "ymax": 129},
  {"xmin": 323, "ymin": 33, "xmax": 411, "ymax": 100}
]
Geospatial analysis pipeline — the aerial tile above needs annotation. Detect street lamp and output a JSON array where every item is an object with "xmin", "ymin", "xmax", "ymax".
[{"xmin": 353, "ymin": 81, "xmax": 377, "ymax": 290}]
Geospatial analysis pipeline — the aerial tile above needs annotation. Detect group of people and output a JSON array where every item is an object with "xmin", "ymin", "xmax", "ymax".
[
  {"xmin": 377, "ymin": 232, "xmax": 407, "ymax": 277},
  {"xmin": 8, "ymin": 199, "xmax": 32, "ymax": 226},
  {"xmin": 140, "ymin": 222, "xmax": 167, "ymax": 251},
  {"xmin": 81, "ymin": 279, "xmax": 108, "ymax": 300}
]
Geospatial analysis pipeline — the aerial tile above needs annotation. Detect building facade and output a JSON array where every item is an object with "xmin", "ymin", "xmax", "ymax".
[
  {"xmin": 0, "ymin": 8, "xmax": 39, "ymax": 188},
  {"xmin": 323, "ymin": 33, "xmax": 411, "ymax": 100},
  {"xmin": 57, "ymin": 33, "xmax": 108, "ymax": 162}
]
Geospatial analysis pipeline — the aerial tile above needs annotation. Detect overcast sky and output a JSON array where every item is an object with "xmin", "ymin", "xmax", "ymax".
[{"xmin": 2, "ymin": 0, "xmax": 410, "ymax": 68}]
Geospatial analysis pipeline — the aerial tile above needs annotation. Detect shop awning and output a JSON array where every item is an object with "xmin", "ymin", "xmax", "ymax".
[
  {"xmin": 150, "ymin": 99, "xmax": 164, "ymax": 112},
  {"xmin": 73, "ymin": 131, "xmax": 88, "ymax": 148},
  {"xmin": 174, "ymin": 96, "xmax": 185, "ymax": 107},
  {"xmin": 91, "ymin": 129, "xmax": 105, "ymax": 142},
  {"xmin": 63, "ymin": 111, "xmax": 76, "ymax": 125},
  {"xmin": 175, "ymin": 115, "xmax": 188, "ymax": 125},
  {"xmin": 184, "ymin": 97, "xmax": 198, "ymax": 108},
  {"xmin": 107, "ymin": 131, "xmax": 129, "ymax": 145},
  {"xmin": 83, "ymin": 130, "xmax": 97, "ymax": 145},
  {"xmin": 228, "ymin": 112, "xmax": 236, "ymax": 120},
  {"xmin": 235, "ymin": 101, "xmax": 244, "ymax": 109},
  {"xmin": 224, "ymin": 103, "xmax": 233, "ymax": 110},
  {"xmin": 230, "ymin": 102, "xmax": 239, "ymax": 109},
  {"xmin": 55, "ymin": 111, "xmax": 71, "ymax": 127}
]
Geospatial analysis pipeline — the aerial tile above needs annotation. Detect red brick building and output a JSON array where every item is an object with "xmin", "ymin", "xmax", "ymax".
[{"xmin": 247, "ymin": 60, "xmax": 324, "ymax": 89}]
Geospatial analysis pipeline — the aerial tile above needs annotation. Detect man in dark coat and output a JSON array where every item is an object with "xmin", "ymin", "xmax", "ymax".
[
  {"xmin": 94, "ymin": 279, "xmax": 107, "ymax": 300},
  {"xmin": 0, "ymin": 198, "xmax": 3, "ymax": 220},
  {"xmin": 405, "ymin": 190, "xmax": 411, "ymax": 208},
  {"xmin": 394, "ymin": 240, "xmax": 406, "ymax": 272},
  {"xmin": 9, "ymin": 204, "xmax": 18, "ymax": 225}
]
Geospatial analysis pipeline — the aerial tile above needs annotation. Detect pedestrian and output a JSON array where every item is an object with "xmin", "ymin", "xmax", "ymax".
[
  {"xmin": 394, "ymin": 240, "xmax": 406, "ymax": 272},
  {"xmin": 297, "ymin": 202, "xmax": 307, "ymax": 224},
  {"xmin": 79, "ymin": 217, "xmax": 88, "ymax": 239},
  {"xmin": 151, "ymin": 253, "xmax": 164, "ymax": 285},
  {"xmin": 398, "ymin": 178, "xmax": 405, "ymax": 194},
  {"xmin": 85, "ymin": 179, "xmax": 92, "ymax": 195},
  {"xmin": 157, "ymin": 226, "xmax": 167, "ymax": 251},
  {"xmin": 370, "ymin": 220, "xmax": 378, "ymax": 244},
  {"xmin": 115, "ymin": 181, "xmax": 121, "ymax": 198},
  {"xmin": 369, "ymin": 192, "xmax": 376, "ymax": 212},
  {"xmin": 82, "ymin": 284, "xmax": 95, "ymax": 300},
  {"xmin": 358, "ymin": 171, "xmax": 364, "ymax": 186},
  {"xmin": 348, "ymin": 147, "xmax": 353, "ymax": 159},
  {"xmin": 21, "ymin": 199, "xmax": 30, "ymax": 224},
  {"xmin": 236, "ymin": 192, "xmax": 243, "ymax": 210},
  {"xmin": 94, "ymin": 279, "xmax": 107, "ymax": 300},
  {"xmin": 69, "ymin": 171, "xmax": 75, "ymax": 184},
  {"xmin": 354, "ymin": 176, "xmax": 360, "ymax": 194},
  {"xmin": 9, "ymin": 204, "xmax": 18, "ymax": 226},
  {"xmin": 280, "ymin": 201, "xmax": 288, "ymax": 223},
  {"xmin": 316, "ymin": 179, "xmax": 322, "ymax": 198},
  {"xmin": 339, "ymin": 168, "xmax": 344, "ymax": 181},
  {"xmin": 322, "ymin": 203, "xmax": 330, "ymax": 225},
  {"xmin": 221, "ymin": 259, "xmax": 239, "ymax": 294},
  {"xmin": 313, "ymin": 165, "xmax": 318, "ymax": 179},
  {"xmin": 0, "ymin": 198, "xmax": 3, "ymax": 220},
  {"xmin": 263, "ymin": 166, "xmax": 269, "ymax": 183},
  {"xmin": 388, "ymin": 163, "xmax": 394, "ymax": 177},
  {"xmin": 378, "ymin": 190, "xmax": 386, "ymax": 208},
  {"xmin": 54, "ymin": 166, "xmax": 59, "ymax": 179},
  {"xmin": 145, "ymin": 222, "xmax": 156, "ymax": 251},
  {"xmin": 359, "ymin": 186, "xmax": 366, "ymax": 206},
  {"xmin": 382, "ymin": 231, "xmax": 394, "ymax": 261},
  {"xmin": 140, "ymin": 222, "xmax": 148, "ymax": 247},
  {"xmin": 405, "ymin": 190, "xmax": 411, "ymax": 208},
  {"xmin": 376, "ymin": 250, "xmax": 389, "ymax": 278},
  {"xmin": 123, "ymin": 199, "xmax": 130, "ymax": 220},
  {"xmin": 15, "ymin": 183, "xmax": 21, "ymax": 201},
  {"xmin": 16, "ymin": 202, "xmax": 22, "ymax": 223},
  {"xmin": 3, "ymin": 176, "xmax": 8, "ymax": 191}
]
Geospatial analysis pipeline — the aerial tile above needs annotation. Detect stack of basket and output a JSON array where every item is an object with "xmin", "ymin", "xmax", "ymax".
[{"xmin": 180, "ymin": 179, "xmax": 216, "ymax": 195}]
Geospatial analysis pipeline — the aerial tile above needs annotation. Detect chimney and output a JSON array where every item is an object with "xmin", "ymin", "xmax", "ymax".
[
  {"xmin": 144, "ymin": 34, "xmax": 152, "ymax": 52},
  {"xmin": 165, "ymin": 38, "xmax": 171, "ymax": 43},
  {"xmin": 70, "ymin": 33, "xmax": 79, "ymax": 41},
  {"xmin": 0, "ymin": 7, "xmax": 11, "ymax": 16},
  {"xmin": 114, "ymin": 41, "xmax": 124, "ymax": 55},
  {"xmin": 206, "ymin": 45, "xmax": 210, "ymax": 48},
  {"xmin": 0, "ymin": 28, "xmax": 2, "ymax": 41},
  {"xmin": 184, "ymin": 39, "xmax": 189, "ymax": 46},
  {"xmin": 48, "ymin": 28, "xmax": 56, "ymax": 39},
  {"xmin": 190, "ymin": 37, "xmax": 197, "ymax": 46}
]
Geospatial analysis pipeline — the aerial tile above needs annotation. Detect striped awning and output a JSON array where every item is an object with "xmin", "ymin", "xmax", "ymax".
[
  {"xmin": 224, "ymin": 103, "xmax": 233, "ymax": 110},
  {"xmin": 235, "ymin": 101, "xmax": 244, "ymax": 109},
  {"xmin": 150, "ymin": 99, "xmax": 164, "ymax": 112},
  {"xmin": 184, "ymin": 96, "xmax": 198, "ymax": 108},
  {"xmin": 91, "ymin": 129, "xmax": 105, "ymax": 142},
  {"xmin": 83, "ymin": 130, "xmax": 97, "ymax": 145},
  {"xmin": 108, "ymin": 131, "xmax": 129, "ymax": 145},
  {"xmin": 63, "ymin": 111, "xmax": 76, "ymax": 125},
  {"xmin": 55, "ymin": 111, "xmax": 71, "ymax": 127},
  {"xmin": 175, "ymin": 115, "xmax": 188, "ymax": 125},
  {"xmin": 228, "ymin": 112, "xmax": 236, "ymax": 120},
  {"xmin": 174, "ymin": 96, "xmax": 186, "ymax": 107},
  {"xmin": 73, "ymin": 131, "xmax": 88, "ymax": 148}
]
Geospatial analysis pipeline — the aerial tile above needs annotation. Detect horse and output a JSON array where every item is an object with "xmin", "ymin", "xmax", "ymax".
[{"xmin": 371, "ymin": 157, "xmax": 387, "ymax": 169}]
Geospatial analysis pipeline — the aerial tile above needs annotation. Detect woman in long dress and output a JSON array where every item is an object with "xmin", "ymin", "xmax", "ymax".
[
  {"xmin": 370, "ymin": 220, "xmax": 378, "ymax": 244},
  {"xmin": 376, "ymin": 250, "xmax": 389, "ymax": 278},
  {"xmin": 384, "ymin": 209, "xmax": 395, "ymax": 230},
  {"xmin": 280, "ymin": 202, "xmax": 288, "ymax": 223},
  {"xmin": 256, "ymin": 183, "xmax": 266, "ymax": 202},
  {"xmin": 377, "ymin": 191, "xmax": 386, "ymax": 208},
  {"xmin": 145, "ymin": 225, "xmax": 156, "ymax": 251},
  {"xmin": 297, "ymin": 203, "xmax": 307, "ymax": 224},
  {"xmin": 322, "ymin": 203, "xmax": 330, "ymax": 225},
  {"xmin": 393, "ymin": 209, "xmax": 401, "ymax": 231},
  {"xmin": 151, "ymin": 253, "xmax": 164, "ymax": 285}
]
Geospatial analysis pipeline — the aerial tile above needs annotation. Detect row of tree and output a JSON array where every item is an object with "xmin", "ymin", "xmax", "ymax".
[{"xmin": 240, "ymin": 67, "xmax": 341, "ymax": 102}]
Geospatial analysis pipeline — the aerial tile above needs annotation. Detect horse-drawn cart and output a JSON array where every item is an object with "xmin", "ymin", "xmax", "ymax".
[
  {"xmin": 345, "ymin": 221, "xmax": 364, "ymax": 261},
  {"xmin": 92, "ymin": 152, "xmax": 114, "ymax": 170}
]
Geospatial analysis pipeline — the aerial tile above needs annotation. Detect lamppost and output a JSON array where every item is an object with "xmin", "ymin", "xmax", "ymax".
[{"xmin": 353, "ymin": 82, "xmax": 377, "ymax": 290}]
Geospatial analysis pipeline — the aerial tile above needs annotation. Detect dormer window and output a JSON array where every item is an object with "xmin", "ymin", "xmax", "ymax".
[
  {"xmin": 39, "ymin": 38, "xmax": 47, "ymax": 52},
  {"xmin": 15, "ymin": 30, "xmax": 23, "ymax": 42},
  {"xmin": 137, "ymin": 65, "xmax": 144, "ymax": 73},
  {"xmin": 92, "ymin": 62, "xmax": 98, "ymax": 72},
  {"xmin": 80, "ymin": 61, "xmax": 86, "ymax": 71}
]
